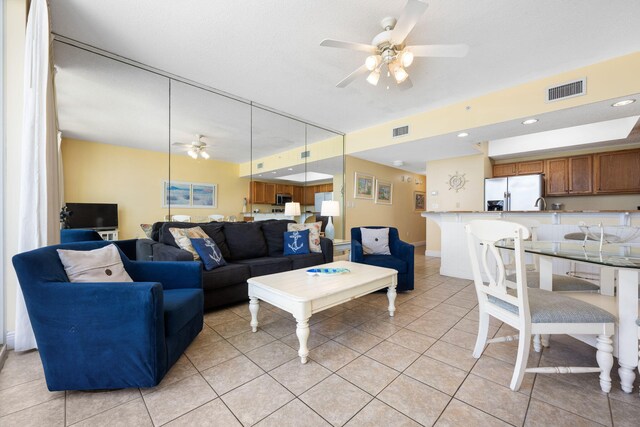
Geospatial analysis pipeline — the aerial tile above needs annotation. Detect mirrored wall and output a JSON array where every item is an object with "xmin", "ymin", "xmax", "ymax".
[{"xmin": 54, "ymin": 41, "xmax": 345, "ymax": 240}]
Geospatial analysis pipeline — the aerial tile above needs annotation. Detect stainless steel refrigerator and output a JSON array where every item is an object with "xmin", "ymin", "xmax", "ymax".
[{"xmin": 484, "ymin": 174, "xmax": 544, "ymax": 211}]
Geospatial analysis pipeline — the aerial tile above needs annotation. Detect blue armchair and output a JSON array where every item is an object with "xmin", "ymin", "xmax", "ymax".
[
  {"xmin": 60, "ymin": 229, "xmax": 137, "ymax": 260},
  {"xmin": 351, "ymin": 227, "xmax": 414, "ymax": 291},
  {"xmin": 12, "ymin": 240, "xmax": 203, "ymax": 391}
]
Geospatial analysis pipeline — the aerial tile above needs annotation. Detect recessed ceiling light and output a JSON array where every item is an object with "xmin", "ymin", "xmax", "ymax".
[
  {"xmin": 612, "ymin": 99, "xmax": 636, "ymax": 107},
  {"xmin": 522, "ymin": 119, "xmax": 538, "ymax": 125},
  {"xmin": 271, "ymin": 171, "xmax": 277, "ymax": 174},
  {"xmin": 457, "ymin": 132, "xmax": 469, "ymax": 138},
  {"xmin": 288, "ymin": 168, "xmax": 293, "ymax": 171},
  {"xmin": 393, "ymin": 160, "xmax": 404, "ymax": 167}
]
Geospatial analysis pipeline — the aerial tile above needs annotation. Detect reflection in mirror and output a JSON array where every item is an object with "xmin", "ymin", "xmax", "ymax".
[
  {"xmin": 248, "ymin": 106, "xmax": 306, "ymax": 221},
  {"xmin": 54, "ymin": 41, "xmax": 170, "ymax": 239},
  {"xmin": 168, "ymin": 81, "xmax": 251, "ymax": 222}
]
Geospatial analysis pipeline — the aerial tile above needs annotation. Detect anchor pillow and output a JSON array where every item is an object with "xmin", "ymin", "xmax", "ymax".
[
  {"xmin": 191, "ymin": 237, "xmax": 227, "ymax": 271},
  {"xmin": 283, "ymin": 229, "xmax": 310, "ymax": 256}
]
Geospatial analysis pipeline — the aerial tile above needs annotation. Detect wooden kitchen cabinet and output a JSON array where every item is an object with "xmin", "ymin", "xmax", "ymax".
[
  {"xmin": 568, "ymin": 155, "xmax": 592, "ymax": 194},
  {"xmin": 517, "ymin": 160, "xmax": 544, "ymax": 175},
  {"xmin": 594, "ymin": 149, "xmax": 640, "ymax": 193},
  {"xmin": 304, "ymin": 185, "xmax": 316, "ymax": 206},
  {"xmin": 292, "ymin": 186, "xmax": 303, "ymax": 203},
  {"xmin": 276, "ymin": 184, "xmax": 293, "ymax": 195},
  {"xmin": 492, "ymin": 163, "xmax": 517, "ymax": 177},
  {"xmin": 545, "ymin": 155, "xmax": 593, "ymax": 195},
  {"xmin": 545, "ymin": 158, "xmax": 569, "ymax": 195},
  {"xmin": 250, "ymin": 181, "xmax": 266, "ymax": 204},
  {"xmin": 264, "ymin": 183, "xmax": 276, "ymax": 204}
]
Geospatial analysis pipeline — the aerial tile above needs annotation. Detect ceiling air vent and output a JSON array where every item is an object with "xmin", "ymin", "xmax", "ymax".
[
  {"xmin": 301, "ymin": 150, "xmax": 310, "ymax": 158},
  {"xmin": 392, "ymin": 125, "xmax": 409, "ymax": 138},
  {"xmin": 546, "ymin": 78, "xmax": 586, "ymax": 102},
  {"xmin": 257, "ymin": 162, "xmax": 264, "ymax": 169}
]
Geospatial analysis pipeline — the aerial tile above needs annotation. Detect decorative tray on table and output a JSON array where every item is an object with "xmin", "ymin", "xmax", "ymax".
[{"xmin": 306, "ymin": 267, "xmax": 350, "ymax": 276}]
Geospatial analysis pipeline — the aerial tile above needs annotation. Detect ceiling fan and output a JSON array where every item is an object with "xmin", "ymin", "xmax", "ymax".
[
  {"xmin": 320, "ymin": 0, "xmax": 469, "ymax": 88},
  {"xmin": 172, "ymin": 134, "xmax": 210, "ymax": 159}
]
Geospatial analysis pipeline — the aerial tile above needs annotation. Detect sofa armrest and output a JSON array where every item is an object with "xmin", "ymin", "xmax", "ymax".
[
  {"xmin": 153, "ymin": 243, "xmax": 194, "ymax": 261},
  {"xmin": 114, "ymin": 238, "xmax": 137, "ymax": 260},
  {"xmin": 351, "ymin": 240, "xmax": 364, "ymax": 262},
  {"xmin": 392, "ymin": 239, "xmax": 414, "ymax": 262},
  {"xmin": 136, "ymin": 238, "xmax": 157, "ymax": 261},
  {"xmin": 28, "ymin": 281, "xmax": 166, "ymax": 389},
  {"xmin": 319, "ymin": 237, "xmax": 334, "ymax": 263},
  {"xmin": 127, "ymin": 261, "xmax": 202, "ymax": 290}
]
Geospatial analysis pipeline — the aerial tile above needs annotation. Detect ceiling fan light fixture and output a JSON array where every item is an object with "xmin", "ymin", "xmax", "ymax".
[
  {"xmin": 391, "ymin": 62, "xmax": 409, "ymax": 84},
  {"xmin": 365, "ymin": 55, "xmax": 380, "ymax": 71},
  {"xmin": 366, "ymin": 69, "xmax": 380, "ymax": 86},
  {"xmin": 187, "ymin": 149, "xmax": 198, "ymax": 159},
  {"xmin": 400, "ymin": 50, "xmax": 414, "ymax": 68},
  {"xmin": 200, "ymin": 151, "xmax": 210, "ymax": 159}
]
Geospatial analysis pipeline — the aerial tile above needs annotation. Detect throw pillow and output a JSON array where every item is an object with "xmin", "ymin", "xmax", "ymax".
[
  {"xmin": 283, "ymin": 229, "xmax": 310, "ymax": 255},
  {"xmin": 169, "ymin": 226, "xmax": 209, "ymax": 260},
  {"xmin": 361, "ymin": 227, "xmax": 391, "ymax": 255},
  {"xmin": 57, "ymin": 244, "xmax": 133, "ymax": 283},
  {"xmin": 191, "ymin": 237, "xmax": 227, "ymax": 271},
  {"xmin": 288, "ymin": 222, "xmax": 322, "ymax": 253},
  {"xmin": 140, "ymin": 223, "xmax": 153, "ymax": 239}
]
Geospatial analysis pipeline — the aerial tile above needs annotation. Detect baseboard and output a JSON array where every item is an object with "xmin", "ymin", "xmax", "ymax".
[
  {"xmin": 6, "ymin": 331, "xmax": 14, "ymax": 349},
  {"xmin": 425, "ymin": 250, "xmax": 441, "ymax": 257},
  {"xmin": 411, "ymin": 241, "xmax": 426, "ymax": 247}
]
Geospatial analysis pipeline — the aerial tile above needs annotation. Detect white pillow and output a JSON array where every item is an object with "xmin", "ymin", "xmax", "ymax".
[
  {"xmin": 360, "ymin": 228, "xmax": 391, "ymax": 255},
  {"xmin": 57, "ymin": 244, "xmax": 133, "ymax": 283},
  {"xmin": 288, "ymin": 222, "xmax": 322, "ymax": 253}
]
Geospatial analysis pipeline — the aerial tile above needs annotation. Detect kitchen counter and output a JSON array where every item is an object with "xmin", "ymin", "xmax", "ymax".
[{"xmin": 248, "ymin": 212, "xmax": 315, "ymax": 223}]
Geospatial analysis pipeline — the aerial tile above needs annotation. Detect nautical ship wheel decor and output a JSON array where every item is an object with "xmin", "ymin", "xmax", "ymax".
[{"xmin": 447, "ymin": 171, "xmax": 468, "ymax": 192}]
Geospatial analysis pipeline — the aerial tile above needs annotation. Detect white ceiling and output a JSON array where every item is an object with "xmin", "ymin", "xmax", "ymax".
[{"xmin": 51, "ymin": 0, "xmax": 640, "ymax": 172}]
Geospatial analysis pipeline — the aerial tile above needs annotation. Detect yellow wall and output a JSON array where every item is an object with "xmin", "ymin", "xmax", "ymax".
[
  {"xmin": 345, "ymin": 156, "xmax": 426, "ymax": 244},
  {"xmin": 425, "ymin": 152, "xmax": 491, "ymax": 254},
  {"xmin": 62, "ymin": 139, "xmax": 250, "ymax": 239},
  {"xmin": 4, "ymin": 0, "xmax": 28, "ymax": 334}
]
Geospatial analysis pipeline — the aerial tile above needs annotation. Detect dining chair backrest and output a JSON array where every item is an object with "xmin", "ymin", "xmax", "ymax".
[
  {"xmin": 466, "ymin": 220, "xmax": 531, "ymax": 327},
  {"xmin": 171, "ymin": 215, "xmax": 191, "ymax": 222},
  {"xmin": 208, "ymin": 214, "xmax": 224, "ymax": 221}
]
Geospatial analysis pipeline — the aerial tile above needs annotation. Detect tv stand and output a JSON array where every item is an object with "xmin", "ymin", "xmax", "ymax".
[{"xmin": 97, "ymin": 229, "xmax": 118, "ymax": 241}]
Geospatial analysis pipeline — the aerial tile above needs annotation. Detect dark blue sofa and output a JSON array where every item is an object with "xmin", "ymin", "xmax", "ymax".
[
  {"xmin": 351, "ymin": 226, "xmax": 415, "ymax": 291},
  {"xmin": 12, "ymin": 240, "xmax": 203, "ymax": 391}
]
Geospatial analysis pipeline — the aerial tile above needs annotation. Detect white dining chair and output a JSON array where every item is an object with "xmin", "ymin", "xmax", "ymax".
[
  {"xmin": 171, "ymin": 215, "xmax": 191, "ymax": 222},
  {"xmin": 466, "ymin": 219, "xmax": 615, "ymax": 393},
  {"xmin": 208, "ymin": 214, "xmax": 224, "ymax": 221}
]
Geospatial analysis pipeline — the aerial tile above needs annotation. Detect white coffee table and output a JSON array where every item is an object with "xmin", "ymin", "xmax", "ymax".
[{"xmin": 247, "ymin": 260, "xmax": 398, "ymax": 363}]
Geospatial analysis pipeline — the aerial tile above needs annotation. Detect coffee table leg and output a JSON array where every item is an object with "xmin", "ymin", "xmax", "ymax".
[
  {"xmin": 295, "ymin": 317, "xmax": 310, "ymax": 363},
  {"xmin": 249, "ymin": 297, "xmax": 259, "ymax": 332},
  {"xmin": 387, "ymin": 279, "xmax": 397, "ymax": 317}
]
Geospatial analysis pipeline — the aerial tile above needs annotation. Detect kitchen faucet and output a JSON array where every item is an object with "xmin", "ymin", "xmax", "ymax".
[{"xmin": 534, "ymin": 197, "xmax": 547, "ymax": 210}]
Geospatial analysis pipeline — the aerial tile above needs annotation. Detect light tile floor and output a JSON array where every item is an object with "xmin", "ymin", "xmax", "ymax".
[{"xmin": 2, "ymin": 250, "xmax": 640, "ymax": 426}]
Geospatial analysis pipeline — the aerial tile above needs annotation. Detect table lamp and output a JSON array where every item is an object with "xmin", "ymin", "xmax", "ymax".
[
  {"xmin": 321, "ymin": 200, "xmax": 340, "ymax": 240},
  {"xmin": 284, "ymin": 202, "xmax": 301, "ymax": 217}
]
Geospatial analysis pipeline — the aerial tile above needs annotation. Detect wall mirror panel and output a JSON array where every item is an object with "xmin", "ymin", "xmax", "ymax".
[
  {"xmin": 54, "ymin": 41, "xmax": 170, "ymax": 239},
  {"xmin": 168, "ymin": 81, "xmax": 251, "ymax": 221}
]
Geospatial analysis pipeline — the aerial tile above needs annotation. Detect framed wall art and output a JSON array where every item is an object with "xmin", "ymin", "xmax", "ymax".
[
  {"xmin": 375, "ymin": 179, "xmax": 393, "ymax": 205},
  {"xmin": 414, "ymin": 191, "xmax": 426, "ymax": 211},
  {"xmin": 354, "ymin": 172, "xmax": 375, "ymax": 200},
  {"xmin": 163, "ymin": 181, "xmax": 218, "ymax": 208}
]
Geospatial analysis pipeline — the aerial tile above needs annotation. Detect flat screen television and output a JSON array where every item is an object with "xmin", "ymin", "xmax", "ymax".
[{"xmin": 65, "ymin": 203, "xmax": 118, "ymax": 230}]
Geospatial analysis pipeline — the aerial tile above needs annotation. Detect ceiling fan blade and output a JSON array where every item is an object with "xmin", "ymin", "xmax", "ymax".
[
  {"xmin": 336, "ymin": 64, "xmax": 369, "ymax": 88},
  {"xmin": 391, "ymin": 0, "xmax": 429, "ymax": 45},
  {"xmin": 399, "ymin": 76, "xmax": 413, "ymax": 90},
  {"xmin": 320, "ymin": 39, "xmax": 377, "ymax": 54},
  {"xmin": 172, "ymin": 142, "xmax": 190, "ymax": 147},
  {"xmin": 409, "ymin": 44, "xmax": 469, "ymax": 57}
]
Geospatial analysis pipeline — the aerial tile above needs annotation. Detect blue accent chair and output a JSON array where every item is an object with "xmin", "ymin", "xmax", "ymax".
[
  {"xmin": 12, "ymin": 240, "xmax": 204, "ymax": 391},
  {"xmin": 351, "ymin": 226, "xmax": 414, "ymax": 291},
  {"xmin": 60, "ymin": 229, "xmax": 137, "ymax": 260}
]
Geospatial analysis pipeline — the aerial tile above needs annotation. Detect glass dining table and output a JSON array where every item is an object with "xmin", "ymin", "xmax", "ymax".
[{"xmin": 496, "ymin": 240, "xmax": 640, "ymax": 393}]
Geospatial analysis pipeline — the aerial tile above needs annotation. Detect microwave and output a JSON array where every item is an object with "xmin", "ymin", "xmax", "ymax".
[{"xmin": 275, "ymin": 193, "xmax": 292, "ymax": 205}]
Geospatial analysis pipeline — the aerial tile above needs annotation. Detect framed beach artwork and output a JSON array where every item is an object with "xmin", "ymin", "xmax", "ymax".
[
  {"xmin": 414, "ymin": 191, "xmax": 426, "ymax": 211},
  {"xmin": 163, "ymin": 181, "xmax": 191, "ymax": 208},
  {"xmin": 375, "ymin": 180, "xmax": 393, "ymax": 205},
  {"xmin": 354, "ymin": 172, "xmax": 375, "ymax": 200},
  {"xmin": 163, "ymin": 181, "xmax": 217, "ymax": 208}
]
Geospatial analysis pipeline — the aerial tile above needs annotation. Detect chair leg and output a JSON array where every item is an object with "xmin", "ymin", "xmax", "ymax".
[
  {"xmin": 541, "ymin": 334, "xmax": 550, "ymax": 348},
  {"xmin": 596, "ymin": 334, "xmax": 613, "ymax": 393},
  {"xmin": 533, "ymin": 334, "xmax": 542, "ymax": 352},
  {"xmin": 510, "ymin": 330, "xmax": 531, "ymax": 391},
  {"xmin": 473, "ymin": 311, "xmax": 490, "ymax": 358}
]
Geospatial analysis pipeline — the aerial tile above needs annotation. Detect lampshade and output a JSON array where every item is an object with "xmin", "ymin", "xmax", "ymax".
[
  {"xmin": 284, "ymin": 202, "xmax": 301, "ymax": 216},
  {"xmin": 200, "ymin": 151, "xmax": 210, "ymax": 159},
  {"xmin": 321, "ymin": 200, "xmax": 340, "ymax": 217},
  {"xmin": 366, "ymin": 69, "xmax": 380, "ymax": 86}
]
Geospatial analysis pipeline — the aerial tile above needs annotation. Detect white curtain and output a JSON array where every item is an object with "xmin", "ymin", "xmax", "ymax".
[{"xmin": 15, "ymin": 0, "xmax": 62, "ymax": 351}]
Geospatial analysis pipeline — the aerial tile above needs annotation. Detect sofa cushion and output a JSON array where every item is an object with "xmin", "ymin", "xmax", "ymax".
[
  {"xmin": 169, "ymin": 227, "xmax": 209, "ymax": 260},
  {"xmin": 361, "ymin": 255, "xmax": 407, "ymax": 273},
  {"xmin": 235, "ymin": 257, "xmax": 292, "ymax": 277},
  {"xmin": 202, "ymin": 263, "xmax": 251, "ymax": 291},
  {"xmin": 286, "ymin": 252, "xmax": 326, "ymax": 270},
  {"xmin": 284, "ymin": 230, "xmax": 310, "ymax": 255},
  {"xmin": 191, "ymin": 238, "xmax": 227, "ymax": 271},
  {"xmin": 163, "ymin": 288, "xmax": 203, "ymax": 336},
  {"xmin": 198, "ymin": 223, "xmax": 231, "ymax": 259},
  {"xmin": 223, "ymin": 222, "xmax": 268, "ymax": 260},
  {"xmin": 261, "ymin": 220, "xmax": 295, "ymax": 257}
]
